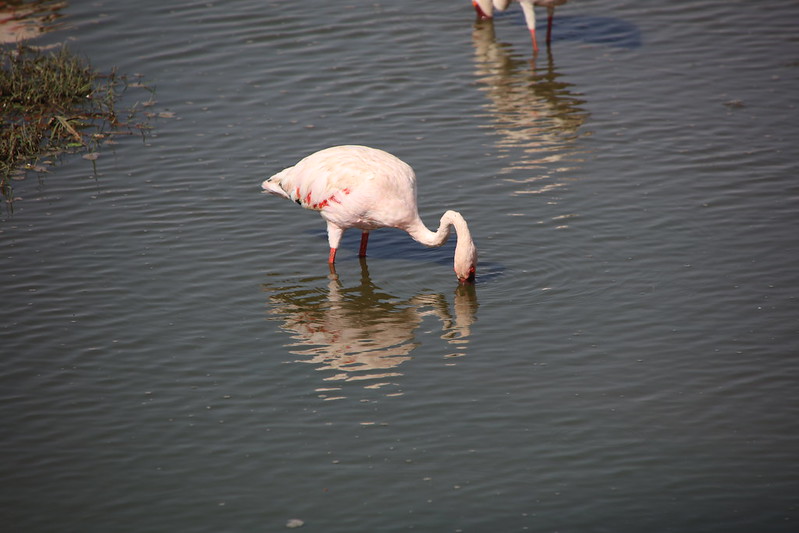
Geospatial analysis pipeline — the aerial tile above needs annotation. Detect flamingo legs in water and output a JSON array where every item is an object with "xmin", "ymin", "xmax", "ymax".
[
  {"xmin": 327, "ymin": 231, "xmax": 370, "ymax": 264},
  {"xmin": 530, "ymin": 6, "xmax": 557, "ymax": 54}
]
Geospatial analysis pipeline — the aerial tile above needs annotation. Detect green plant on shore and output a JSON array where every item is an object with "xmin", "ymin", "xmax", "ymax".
[{"xmin": 1, "ymin": 44, "xmax": 154, "ymax": 211}]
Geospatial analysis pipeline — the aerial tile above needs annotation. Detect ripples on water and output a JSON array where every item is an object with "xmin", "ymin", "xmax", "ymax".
[
  {"xmin": 0, "ymin": 0, "xmax": 64, "ymax": 43},
  {"xmin": 2, "ymin": 0, "xmax": 799, "ymax": 532},
  {"xmin": 472, "ymin": 21, "xmax": 590, "ymax": 186},
  {"xmin": 262, "ymin": 262, "xmax": 477, "ymax": 400}
]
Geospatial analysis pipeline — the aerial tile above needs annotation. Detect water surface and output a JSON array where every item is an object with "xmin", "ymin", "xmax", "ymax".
[{"xmin": 2, "ymin": 0, "xmax": 798, "ymax": 531}]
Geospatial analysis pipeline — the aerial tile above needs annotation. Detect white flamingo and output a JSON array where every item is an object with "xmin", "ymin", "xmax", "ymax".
[
  {"xmin": 472, "ymin": 0, "xmax": 568, "ymax": 53},
  {"xmin": 262, "ymin": 145, "xmax": 478, "ymax": 283}
]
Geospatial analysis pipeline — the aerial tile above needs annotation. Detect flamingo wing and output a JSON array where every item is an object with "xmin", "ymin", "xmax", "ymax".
[{"xmin": 263, "ymin": 146, "xmax": 415, "ymax": 213}]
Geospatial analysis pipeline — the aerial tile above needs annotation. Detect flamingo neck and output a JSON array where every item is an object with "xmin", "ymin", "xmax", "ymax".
[{"xmin": 406, "ymin": 210, "xmax": 472, "ymax": 249}]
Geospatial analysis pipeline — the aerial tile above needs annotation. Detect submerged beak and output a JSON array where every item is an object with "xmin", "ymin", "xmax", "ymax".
[{"xmin": 457, "ymin": 267, "xmax": 477, "ymax": 284}]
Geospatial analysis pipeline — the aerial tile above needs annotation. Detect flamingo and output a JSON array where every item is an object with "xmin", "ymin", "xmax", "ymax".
[
  {"xmin": 472, "ymin": 0, "xmax": 568, "ymax": 53},
  {"xmin": 261, "ymin": 145, "xmax": 478, "ymax": 283}
]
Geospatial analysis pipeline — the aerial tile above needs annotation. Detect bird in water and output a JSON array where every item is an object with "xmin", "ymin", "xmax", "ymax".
[
  {"xmin": 261, "ymin": 145, "xmax": 478, "ymax": 283},
  {"xmin": 472, "ymin": 0, "xmax": 568, "ymax": 53}
]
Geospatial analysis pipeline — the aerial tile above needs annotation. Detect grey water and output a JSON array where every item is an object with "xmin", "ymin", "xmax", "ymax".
[{"xmin": 2, "ymin": 1, "xmax": 798, "ymax": 531}]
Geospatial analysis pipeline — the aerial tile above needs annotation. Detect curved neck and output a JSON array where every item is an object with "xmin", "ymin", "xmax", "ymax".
[{"xmin": 405, "ymin": 210, "xmax": 472, "ymax": 249}]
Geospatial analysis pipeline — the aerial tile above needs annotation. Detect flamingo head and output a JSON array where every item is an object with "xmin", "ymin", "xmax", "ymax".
[
  {"xmin": 473, "ymin": 0, "xmax": 492, "ymax": 20},
  {"xmin": 454, "ymin": 241, "xmax": 478, "ymax": 284}
]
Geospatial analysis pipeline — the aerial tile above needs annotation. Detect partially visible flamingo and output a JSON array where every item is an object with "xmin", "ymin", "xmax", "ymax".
[
  {"xmin": 261, "ymin": 145, "xmax": 478, "ymax": 283},
  {"xmin": 472, "ymin": 0, "xmax": 568, "ymax": 53}
]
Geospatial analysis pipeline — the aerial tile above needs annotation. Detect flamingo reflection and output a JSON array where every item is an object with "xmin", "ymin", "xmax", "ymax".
[
  {"xmin": 472, "ymin": 19, "xmax": 589, "ymax": 197},
  {"xmin": 262, "ymin": 259, "xmax": 478, "ymax": 400}
]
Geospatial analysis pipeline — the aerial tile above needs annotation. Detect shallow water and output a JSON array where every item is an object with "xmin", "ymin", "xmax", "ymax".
[{"xmin": 2, "ymin": 0, "xmax": 798, "ymax": 531}]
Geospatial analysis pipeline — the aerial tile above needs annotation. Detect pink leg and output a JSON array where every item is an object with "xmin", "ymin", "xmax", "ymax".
[
  {"xmin": 530, "ymin": 28, "xmax": 539, "ymax": 54},
  {"xmin": 546, "ymin": 7, "xmax": 555, "ymax": 45},
  {"xmin": 358, "ymin": 231, "xmax": 369, "ymax": 257},
  {"xmin": 328, "ymin": 247, "xmax": 337, "ymax": 264}
]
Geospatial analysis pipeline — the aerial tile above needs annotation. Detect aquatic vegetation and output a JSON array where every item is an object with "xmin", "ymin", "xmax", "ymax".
[{"xmin": 0, "ymin": 44, "xmax": 154, "ymax": 211}]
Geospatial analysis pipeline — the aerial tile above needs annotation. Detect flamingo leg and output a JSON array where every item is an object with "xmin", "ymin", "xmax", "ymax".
[
  {"xmin": 326, "ymin": 223, "xmax": 343, "ymax": 264},
  {"xmin": 358, "ymin": 231, "xmax": 369, "ymax": 257},
  {"xmin": 546, "ymin": 6, "xmax": 555, "ymax": 45},
  {"xmin": 530, "ymin": 28, "xmax": 540, "ymax": 54}
]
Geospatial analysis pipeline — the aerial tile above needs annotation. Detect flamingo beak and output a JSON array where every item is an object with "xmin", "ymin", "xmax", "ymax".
[{"xmin": 458, "ymin": 266, "xmax": 477, "ymax": 284}]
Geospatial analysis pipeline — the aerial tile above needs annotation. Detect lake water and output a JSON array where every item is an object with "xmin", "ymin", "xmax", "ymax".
[{"xmin": 2, "ymin": 0, "xmax": 798, "ymax": 531}]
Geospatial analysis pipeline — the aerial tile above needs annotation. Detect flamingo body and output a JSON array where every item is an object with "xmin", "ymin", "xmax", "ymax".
[
  {"xmin": 262, "ymin": 145, "xmax": 477, "ymax": 282},
  {"xmin": 472, "ymin": 0, "xmax": 568, "ymax": 52}
]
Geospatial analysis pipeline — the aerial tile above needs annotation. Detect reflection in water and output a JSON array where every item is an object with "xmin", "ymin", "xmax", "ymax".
[
  {"xmin": 262, "ymin": 260, "xmax": 478, "ymax": 400},
  {"xmin": 0, "ymin": 0, "xmax": 66, "ymax": 43},
  {"xmin": 472, "ymin": 19, "xmax": 589, "ymax": 197}
]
